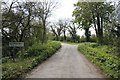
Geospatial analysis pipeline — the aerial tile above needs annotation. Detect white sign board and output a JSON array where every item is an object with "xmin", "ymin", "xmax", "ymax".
[{"xmin": 9, "ymin": 42, "xmax": 24, "ymax": 47}]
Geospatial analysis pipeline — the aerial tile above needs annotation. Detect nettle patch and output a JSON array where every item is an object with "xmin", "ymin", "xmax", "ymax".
[{"xmin": 78, "ymin": 43, "xmax": 120, "ymax": 78}]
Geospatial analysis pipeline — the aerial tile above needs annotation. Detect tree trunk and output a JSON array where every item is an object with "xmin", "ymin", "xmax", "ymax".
[
  {"xmin": 63, "ymin": 29, "xmax": 66, "ymax": 41},
  {"xmin": 85, "ymin": 28, "xmax": 90, "ymax": 42},
  {"xmin": 117, "ymin": 26, "xmax": 120, "ymax": 37},
  {"xmin": 92, "ymin": 11, "xmax": 98, "ymax": 37},
  {"xmin": 56, "ymin": 35, "xmax": 59, "ymax": 41},
  {"xmin": 42, "ymin": 20, "xmax": 47, "ymax": 44},
  {"xmin": 96, "ymin": 13, "xmax": 103, "ymax": 45}
]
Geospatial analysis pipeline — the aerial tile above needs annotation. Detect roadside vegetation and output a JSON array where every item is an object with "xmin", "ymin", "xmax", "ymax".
[
  {"xmin": 78, "ymin": 43, "xmax": 120, "ymax": 78},
  {"xmin": 2, "ymin": 41, "xmax": 61, "ymax": 79},
  {"xmin": 1, "ymin": 1, "xmax": 61, "ymax": 79},
  {"xmin": 74, "ymin": 2, "xmax": 120, "ymax": 78}
]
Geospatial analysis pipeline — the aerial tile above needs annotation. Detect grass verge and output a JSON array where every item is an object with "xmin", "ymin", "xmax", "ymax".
[
  {"xmin": 2, "ymin": 41, "xmax": 61, "ymax": 80},
  {"xmin": 78, "ymin": 42, "xmax": 120, "ymax": 78}
]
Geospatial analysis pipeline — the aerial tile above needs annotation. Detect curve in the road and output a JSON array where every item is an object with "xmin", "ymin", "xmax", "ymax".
[{"xmin": 26, "ymin": 43, "xmax": 105, "ymax": 78}]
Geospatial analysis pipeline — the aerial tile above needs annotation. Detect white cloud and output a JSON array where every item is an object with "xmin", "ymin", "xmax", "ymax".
[{"xmin": 49, "ymin": 0, "xmax": 78, "ymax": 22}]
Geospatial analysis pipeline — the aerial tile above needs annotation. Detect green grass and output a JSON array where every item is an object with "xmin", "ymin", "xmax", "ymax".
[
  {"xmin": 2, "ymin": 57, "xmax": 34, "ymax": 79},
  {"xmin": 78, "ymin": 42, "xmax": 120, "ymax": 78},
  {"xmin": 2, "ymin": 41, "xmax": 61, "ymax": 80}
]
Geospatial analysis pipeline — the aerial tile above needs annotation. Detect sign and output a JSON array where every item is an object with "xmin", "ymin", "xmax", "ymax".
[{"xmin": 9, "ymin": 42, "xmax": 24, "ymax": 47}]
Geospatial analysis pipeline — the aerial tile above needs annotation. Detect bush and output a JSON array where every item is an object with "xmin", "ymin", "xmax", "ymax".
[
  {"xmin": 80, "ymin": 35, "xmax": 97, "ymax": 42},
  {"xmin": 78, "ymin": 43, "xmax": 120, "ymax": 78},
  {"xmin": 90, "ymin": 34, "xmax": 97, "ymax": 42},
  {"xmin": 80, "ymin": 36, "xmax": 86, "ymax": 42},
  {"xmin": 66, "ymin": 36, "xmax": 71, "ymax": 42},
  {"xmin": 2, "ymin": 57, "xmax": 11, "ymax": 63},
  {"xmin": 2, "ymin": 58, "xmax": 33, "ymax": 79},
  {"xmin": 2, "ymin": 41, "xmax": 61, "ymax": 80},
  {"xmin": 17, "ymin": 41, "xmax": 61, "ymax": 58}
]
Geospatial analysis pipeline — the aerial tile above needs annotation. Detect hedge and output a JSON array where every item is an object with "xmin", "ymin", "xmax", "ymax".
[
  {"xmin": 2, "ymin": 41, "xmax": 61, "ymax": 80},
  {"xmin": 78, "ymin": 43, "xmax": 120, "ymax": 78}
]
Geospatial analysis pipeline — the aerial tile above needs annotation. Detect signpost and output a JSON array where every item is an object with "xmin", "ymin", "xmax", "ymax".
[
  {"xmin": 9, "ymin": 42, "xmax": 24, "ymax": 47},
  {"xmin": 9, "ymin": 42, "xmax": 24, "ymax": 61}
]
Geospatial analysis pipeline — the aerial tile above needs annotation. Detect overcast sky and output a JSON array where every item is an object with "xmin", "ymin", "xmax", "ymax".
[{"xmin": 49, "ymin": 0, "xmax": 78, "ymax": 22}]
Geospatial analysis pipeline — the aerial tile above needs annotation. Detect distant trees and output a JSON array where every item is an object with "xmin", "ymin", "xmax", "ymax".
[
  {"xmin": 50, "ymin": 22, "xmax": 63, "ymax": 41},
  {"xmin": 67, "ymin": 21, "xmax": 79, "ymax": 42},
  {"xmin": 50, "ymin": 19, "xmax": 80, "ymax": 42},
  {"xmin": 50, "ymin": 19, "xmax": 68, "ymax": 41},
  {"xmin": 61, "ymin": 20, "xmax": 68, "ymax": 41}
]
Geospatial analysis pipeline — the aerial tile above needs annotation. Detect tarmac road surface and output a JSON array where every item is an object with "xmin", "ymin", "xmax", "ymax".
[{"xmin": 26, "ymin": 43, "xmax": 105, "ymax": 78}]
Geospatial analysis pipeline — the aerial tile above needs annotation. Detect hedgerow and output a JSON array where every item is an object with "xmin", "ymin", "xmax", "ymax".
[
  {"xmin": 2, "ymin": 41, "xmax": 61, "ymax": 80},
  {"xmin": 78, "ymin": 43, "xmax": 120, "ymax": 78}
]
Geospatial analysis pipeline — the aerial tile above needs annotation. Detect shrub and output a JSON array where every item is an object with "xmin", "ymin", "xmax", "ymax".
[
  {"xmin": 90, "ymin": 34, "xmax": 97, "ymax": 42},
  {"xmin": 78, "ymin": 43, "xmax": 120, "ymax": 78},
  {"xmin": 17, "ymin": 41, "xmax": 61, "ymax": 58},
  {"xmin": 2, "ymin": 58, "xmax": 33, "ymax": 79},
  {"xmin": 2, "ymin": 41, "xmax": 61, "ymax": 80},
  {"xmin": 80, "ymin": 36, "xmax": 86, "ymax": 42},
  {"xmin": 2, "ymin": 57, "xmax": 11, "ymax": 63}
]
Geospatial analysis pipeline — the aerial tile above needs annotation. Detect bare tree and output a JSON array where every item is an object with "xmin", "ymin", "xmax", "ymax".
[
  {"xmin": 35, "ymin": 0, "xmax": 58, "ymax": 43},
  {"xmin": 67, "ymin": 21, "xmax": 78, "ymax": 42},
  {"xmin": 50, "ymin": 22, "xmax": 63, "ymax": 41},
  {"xmin": 61, "ymin": 20, "xmax": 68, "ymax": 41}
]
